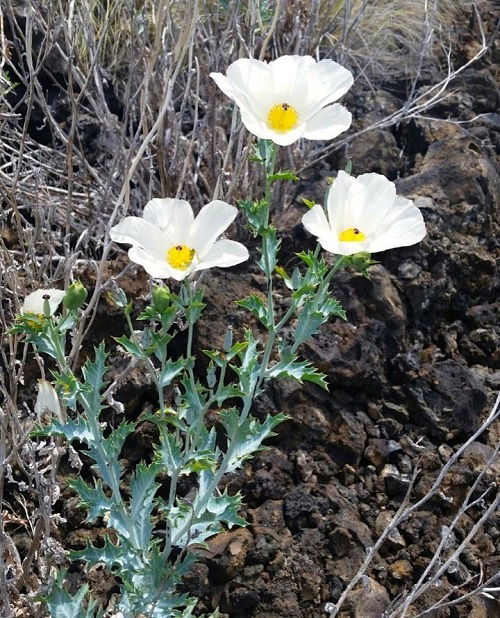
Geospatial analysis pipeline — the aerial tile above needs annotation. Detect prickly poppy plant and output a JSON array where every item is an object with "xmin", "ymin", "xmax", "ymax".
[{"xmin": 14, "ymin": 56, "xmax": 426, "ymax": 617}]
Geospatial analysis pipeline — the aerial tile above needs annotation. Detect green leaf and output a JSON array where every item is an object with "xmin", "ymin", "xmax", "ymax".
[
  {"xmin": 239, "ymin": 198, "xmax": 268, "ymax": 231},
  {"xmin": 32, "ymin": 417, "xmax": 92, "ymax": 443},
  {"xmin": 68, "ymin": 478, "xmax": 112, "ymax": 521},
  {"xmin": 80, "ymin": 344, "xmax": 108, "ymax": 415},
  {"xmin": 70, "ymin": 537, "xmax": 142, "ymax": 571},
  {"xmin": 267, "ymin": 347, "xmax": 328, "ymax": 390},
  {"xmin": 46, "ymin": 570, "xmax": 99, "ymax": 618},
  {"xmin": 258, "ymin": 227, "xmax": 280, "ymax": 277},
  {"xmin": 114, "ymin": 336, "xmax": 144, "ymax": 358},
  {"xmin": 226, "ymin": 341, "xmax": 249, "ymax": 361},
  {"xmin": 129, "ymin": 462, "xmax": 160, "ymax": 547},
  {"xmin": 220, "ymin": 409, "xmax": 288, "ymax": 472},
  {"xmin": 267, "ymin": 170, "xmax": 298, "ymax": 182},
  {"xmin": 214, "ymin": 385, "xmax": 246, "ymax": 405},
  {"xmin": 302, "ymin": 198, "xmax": 316, "ymax": 209},
  {"xmin": 160, "ymin": 357, "xmax": 191, "ymax": 387},
  {"xmin": 52, "ymin": 370, "xmax": 81, "ymax": 411},
  {"xmin": 206, "ymin": 490, "xmax": 246, "ymax": 528},
  {"xmin": 155, "ymin": 430, "xmax": 183, "ymax": 475},
  {"xmin": 237, "ymin": 294, "xmax": 270, "ymax": 327}
]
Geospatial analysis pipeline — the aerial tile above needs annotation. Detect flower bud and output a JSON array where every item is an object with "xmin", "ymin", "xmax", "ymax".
[
  {"xmin": 151, "ymin": 285, "xmax": 171, "ymax": 313},
  {"xmin": 63, "ymin": 281, "xmax": 88, "ymax": 311},
  {"xmin": 351, "ymin": 251, "xmax": 372, "ymax": 273}
]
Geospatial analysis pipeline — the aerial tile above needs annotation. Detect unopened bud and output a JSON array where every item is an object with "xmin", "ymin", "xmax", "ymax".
[
  {"xmin": 63, "ymin": 281, "xmax": 88, "ymax": 311},
  {"xmin": 351, "ymin": 251, "xmax": 372, "ymax": 272},
  {"xmin": 151, "ymin": 286, "xmax": 170, "ymax": 313}
]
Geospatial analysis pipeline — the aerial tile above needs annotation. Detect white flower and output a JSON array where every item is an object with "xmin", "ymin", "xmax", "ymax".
[
  {"xmin": 210, "ymin": 55, "xmax": 353, "ymax": 146},
  {"xmin": 21, "ymin": 289, "xmax": 66, "ymax": 316},
  {"xmin": 109, "ymin": 198, "xmax": 249, "ymax": 281},
  {"xmin": 302, "ymin": 171, "xmax": 426, "ymax": 255},
  {"xmin": 35, "ymin": 380, "xmax": 63, "ymax": 423}
]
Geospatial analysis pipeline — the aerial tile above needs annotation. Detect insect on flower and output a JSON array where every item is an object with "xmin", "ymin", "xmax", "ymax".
[
  {"xmin": 110, "ymin": 198, "xmax": 249, "ymax": 280},
  {"xmin": 302, "ymin": 171, "xmax": 426, "ymax": 255},
  {"xmin": 211, "ymin": 55, "xmax": 354, "ymax": 145}
]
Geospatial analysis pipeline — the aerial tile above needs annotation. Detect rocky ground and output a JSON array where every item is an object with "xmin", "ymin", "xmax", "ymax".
[{"xmin": 3, "ymin": 7, "xmax": 500, "ymax": 618}]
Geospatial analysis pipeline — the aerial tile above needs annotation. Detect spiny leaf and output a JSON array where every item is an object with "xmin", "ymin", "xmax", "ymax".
[{"xmin": 267, "ymin": 347, "xmax": 328, "ymax": 390}]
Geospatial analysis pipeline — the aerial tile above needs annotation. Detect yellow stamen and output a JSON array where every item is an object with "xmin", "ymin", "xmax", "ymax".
[
  {"xmin": 167, "ymin": 244, "xmax": 195, "ymax": 270},
  {"xmin": 267, "ymin": 103, "xmax": 299, "ymax": 132},
  {"xmin": 339, "ymin": 227, "xmax": 366, "ymax": 242}
]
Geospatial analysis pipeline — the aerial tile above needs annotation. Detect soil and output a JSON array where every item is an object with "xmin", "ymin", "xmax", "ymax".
[{"xmin": 3, "ymin": 6, "xmax": 500, "ymax": 618}]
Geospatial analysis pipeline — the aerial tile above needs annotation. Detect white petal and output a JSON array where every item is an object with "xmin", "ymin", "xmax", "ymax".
[
  {"xmin": 327, "ymin": 171, "xmax": 358, "ymax": 232},
  {"xmin": 354, "ymin": 173, "xmax": 397, "ymax": 234},
  {"xmin": 296, "ymin": 59, "xmax": 354, "ymax": 119},
  {"xmin": 110, "ymin": 217, "xmax": 169, "ymax": 262},
  {"xmin": 22, "ymin": 288, "xmax": 66, "ymax": 315},
  {"xmin": 128, "ymin": 246, "xmax": 174, "ymax": 279},
  {"xmin": 367, "ymin": 198, "xmax": 426, "ymax": 253},
  {"xmin": 195, "ymin": 239, "xmax": 249, "ymax": 271},
  {"xmin": 336, "ymin": 239, "xmax": 372, "ymax": 255},
  {"xmin": 225, "ymin": 58, "xmax": 275, "ymax": 118},
  {"xmin": 302, "ymin": 205, "xmax": 331, "ymax": 238},
  {"xmin": 143, "ymin": 198, "xmax": 194, "ymax": 234},
  {"xmin": 35, "ymin": 380, "xmax": 62, "ymax": 423},
  {"xmin": 303, "ymin": 104, "xmax": 352, "ymax": 140},
  {"xmin": 189, "ymin": 200, "xmax": 238, "ymax": 256},
  {"xmin": 209, "ymin": 72, "xmax": 236, "ymax": 100},
  {"xmin": 238, "ymin": 105, "xmax": 275, "ymax": 140},
  {"xmin": 269, "ymin": 55, "xmax": 316, "ymax": 103},
  {"xmin": 267, "ymin": 123, "xmax": 307, "ymax": 146}
]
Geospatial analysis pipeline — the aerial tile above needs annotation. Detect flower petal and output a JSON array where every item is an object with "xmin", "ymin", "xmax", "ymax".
[
  {"xmin": 327, "ymin": 170, "xmax": 358, "ymax": 232},
  {"xmin": 296, "ymin": 59, "xmax": 354, "ymax": 119},
  {"xmin": 189, "ymin": 201, "xmax": 238, "ymax": 256},
  {"xmin": 214, "ymin": 59, "xmax": 275, "ymax": 121},
  {"xmin": 22, "ymin": 288, "xmax": 66, "ymax": 315},
  {"xmin": 367, "ymin": 197, "xmax": 426, "ymax": 253},
  {"xmin": 303, "ymin": 104, "xmax": 352, "ymax": 140},
  {"xmin": 110, "ymin": 217, "xmax": 169, "ymax": 262},
  {"xmin": 353, "ymin": 173, "xmax": 397, "ymax": 235},
  {"xmin": 209, "ymin": 72, "xmax": 236, "ymax": 100},
  {"xmin": 302, "ymin": 204, "xmax": 331, "ymax": 238},
  {"xmin": 143, "ymin": 198, "xmax": 194, "ymax": 234},
  {"xmin": 196, "ymin": 239, "xmax": 249, "ymax": 271},
  {"xmin": 128, "ymin": 246, "xmax": 175, "ymax": 279},
  {"xmin": 269, "ymin": 55, "xmax": 317, "ymax": 103},
  {"xmin": 35, "ymin": 380, "xmax": 63, "ymax": 423}
]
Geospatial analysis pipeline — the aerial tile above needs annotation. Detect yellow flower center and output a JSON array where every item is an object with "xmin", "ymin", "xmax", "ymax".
[
  {"xmin": 167, "ymin": 244, "xmax": 195, "ymax": 270},
  {"xmin": 267, "ymin": 103, "xmax": 299, "ymax": 132},
  {"xmin": 339, "ymin": 228, "xmax": 366, "ymax": 242}
]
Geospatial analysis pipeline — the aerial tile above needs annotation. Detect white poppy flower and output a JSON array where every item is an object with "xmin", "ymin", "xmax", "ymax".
[
  {"xmin": 210, "ymin": 55, "xmax": 354, "ymax": 146},
  {"xmin": 109, "ymin": 198, "xmax": 249, "ymax": 281},
  {"xmin": 302, "ymin": 171, "xmax": 426, "ymax": 255},
  {"xmin": 35, "ymin": 380, "xmax": 63, "ymax": 423},
  {"xmin": 21, "ymin": 289, "xmax": 66, "ymax": 316}
]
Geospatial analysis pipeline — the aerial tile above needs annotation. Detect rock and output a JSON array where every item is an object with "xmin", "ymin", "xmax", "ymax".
[
  {"xmin": 380, "ymin": 464, "xmax": 411, "ymax": 497},
  {"xmin": 375, "ymin": 511, "xmax": 406, "ymax": 552},
  {"xmin": 248, "ymin": 500, "xmax": 285, "ymax": 531},
  {"xmin": 389, "ymin": 560, "xmax": 413, "ymax": 580},
  {"xmin": 462, "ymin": 442, "xmax": 500, "ymax": 477},
  {"xmin": 364, "ymin": 438, "xmax": 402, "ymax": 468},
  {"xmin": 406, "ymin": 360, "xmax": 488, "ymax": 439},
  {"xmin": 346, "ymin": 129, "xmax": 401, "ymax": 179},
  {"xmin": 327, "ymin": 411, "xmax": 367, "ymax": 466},
  {"xmin": 352, "ymin": 576, "xmax": 390, "ymax": 618},
  {"xmin": 327, "ymin": 527, "xmax": 353, "ymax": 559}
]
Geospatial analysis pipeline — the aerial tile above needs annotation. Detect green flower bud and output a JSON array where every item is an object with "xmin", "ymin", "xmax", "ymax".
[
  {"xmin": 63, "ymin": 281, "xmax": 88, "ymax": 311},
  {"xmin": 351, "ymin": 251, "xmax": 373, "ymax": 273},
  {"xmin": 151, "ymin": 285, "xmax": 171, "ymax": 313}
]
